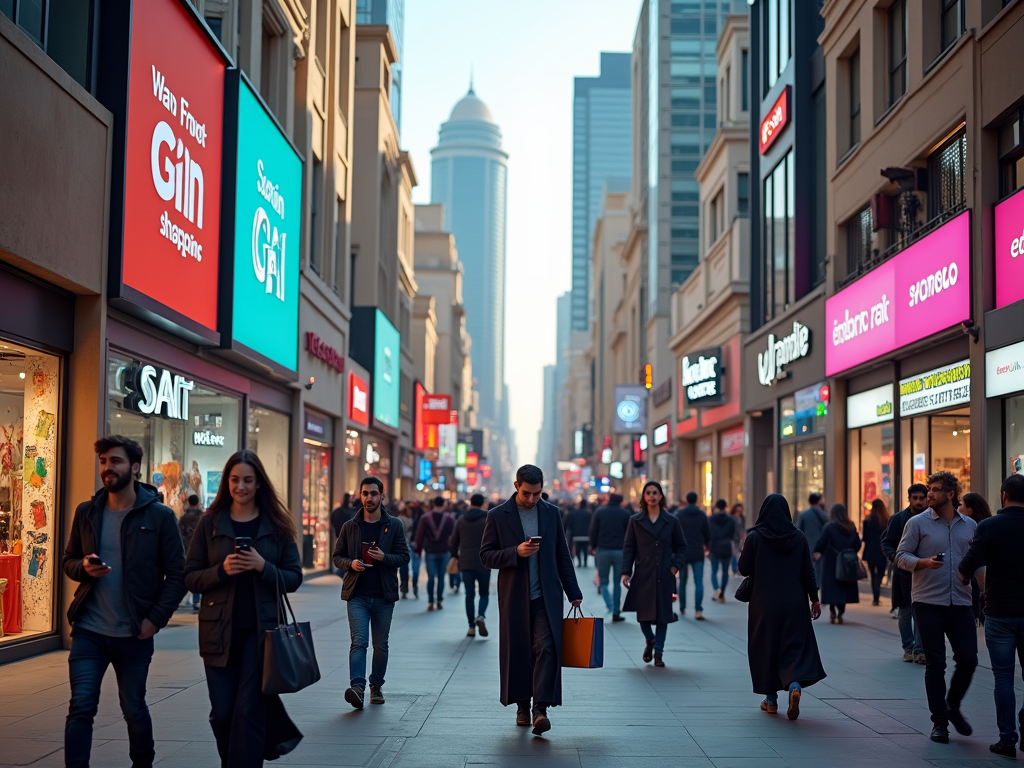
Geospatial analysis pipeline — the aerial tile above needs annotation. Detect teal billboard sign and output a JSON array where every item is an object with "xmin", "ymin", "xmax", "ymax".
[
  {"xmin": 230, "ymin": 78, "xmax": 302, "ymax": 371},
  {"xmin": 373, "ymin": 309, "xmax": 400, "ymax": 428}
]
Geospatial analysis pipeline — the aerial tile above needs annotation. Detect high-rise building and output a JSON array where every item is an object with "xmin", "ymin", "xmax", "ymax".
[
  {"xmin": 356, "ymin": 0, "xmax": 404, "ymax": 131},
  {"xmin": 570, "ymin": 52, "xmax": 632, "ymax": 331},
  {"xmin": 430, "ymin": 86, "xmax": 510, "ymax": 474}
]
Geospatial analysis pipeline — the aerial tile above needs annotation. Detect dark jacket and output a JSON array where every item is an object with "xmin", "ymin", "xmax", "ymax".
[
  {"xmin": 449, "ymin": 507, "xmax": 489, "ymax": 572},
  {"xmin": 333, "ymin": 507, "xmax": 410, "ymax": 602},
  {"xmin": 861, "ymin": 516, "xmax": 887, "ymax": 567},
  {"xmin": 708, "ymin": 511, "xmax": 737, "ymax": 560},
  {"xmin": 183, "ymin": 510, "xmax": 303, "ymax": 667},
  {"xmin": 479, "ymin": 496, "xmax": 582, "ymax": 707},
  {"xmin": 414, "ymin": 510, "xmax": 455, "ymax": 554},
  {"xmin": 959, "ymin": 506, "xmax": 1024, "ymax": 618},
  {"xmin": 330, "ymin": 504, "xmax": 356, "ymax": 539},
  {"xmin": 63, "ymin": 483, "xmax": 186, "ymax": 635},
  {"xmin": 179, "ymin": 506, "xmax": 202, "ymax": 552},
  {"xmin": 564, "ymin": 507, "xmax": 592, "ymax": 539},
  {"xmin": 589, "ymin": 504, "xmax": 630, "ymax": 550},
  {"xmin": 881, "ymin": 506, "xmax": 919, "ymax": 608},
  {"xmin": 674, "ymin": 505, "xmax": 710, "ymax": 563},
  {"xmin": 813, "ymin": 522, "xmax": 862, "ymax": 605},
  {"xmin": 621, "ymin": 512, "xmax": 687, "ymax": 623},
  {"xmin": 795, "ymin": 506, "xmax": 829, "ymax": 551}
]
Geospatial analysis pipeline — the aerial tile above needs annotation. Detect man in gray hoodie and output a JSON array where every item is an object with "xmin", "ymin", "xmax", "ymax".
[{"xmin": 450, "ymin": 494, "xmax": 491, "ymax": 637}]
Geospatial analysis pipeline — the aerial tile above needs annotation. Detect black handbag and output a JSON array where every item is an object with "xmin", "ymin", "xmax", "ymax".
[
  {"xmin": 734, "ymin": 575, "xmax": 753, "ymax": 602},
  {"xmin": 262, "ymin": 570, "xmax": 321, "ymax": 695},
  {"xmin": 835, "ymin": 548, "xmax": 867, "ymax": 583}
]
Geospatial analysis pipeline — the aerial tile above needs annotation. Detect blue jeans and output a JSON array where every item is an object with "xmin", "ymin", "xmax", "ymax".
[
  {"xmin": 347, "ymin": 595, "xmax": 395, "ymax": 688},
  {"xmin": 410, "ymin": 552, "xmax": 421, "ymax": 594},
  {"xmin": 204, "ymin": 628, "xmax": 265, "ymax": 768},
  {"xmin": 709, "ymin": 556, "xmax": 730, "ymax": 594},
  {"xmin": 424, "ymin": 552, "xmax": 450, "ymax": 603},
  {"xmin": 595, "ymin": 548, "xmax": 623, "ymax": 615},
  {"xmin": 985, "ymin": 616, "xmax": 1024, "ymax": 745},
  {"xmin": 640, "ymin": 621, "xmax": 667, "ymax": 652},
  {"xmin": 678, "ymin": 560, "xmax": 705, "ymax": 612},
  {"xmin": 66, "ymin": 627, "xmax": 155, "ymax": 768},
  {"xmin": 461, "ymin": 569, "xmax": 490, "ymax": 626},
  {"xmin": 898, "ymin": 605, "xmax": 923, "ymax": 654}
]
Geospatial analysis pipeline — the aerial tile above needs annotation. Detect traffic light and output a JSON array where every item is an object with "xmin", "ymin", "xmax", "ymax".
[{"xmin": 643, "ymin": 363, "xmax": 652, "ymax": 389}]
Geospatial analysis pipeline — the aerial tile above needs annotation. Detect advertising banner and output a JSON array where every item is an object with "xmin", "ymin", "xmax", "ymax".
[
  {"xmin": 373, "ymin": 310, "xmax": 400, "ymax": 429},
  {"xmin": 421, "ymin": 394, "xmax": 452, "ymax": 424},
  {"xmin": 825, "ymin": 211, "xmax": 971, "ymax": 377},
  {"xmin": 898, "ymin": 360, "xmax": 971, "ymax": 418},
  {"xmin": 121, "ymin": 0, "xmax": 226, "ymax": 331},
  {"xmin": 995, "ymin": 187, "xmax": 1024, "ymax": 309},
  {"xmin": 612, "ymin": 385, "xmax": 648, "ymax": 434},
  {"xmin": 348, "ymin": 372, "xmax": 370, "ymax": 428},
  {"xmin": 681, "ymin": 347, "xmax": 725, "ymax": 405},
  {"xmin": 986, "ymin": 340, "xmax": 1024, "ymax": 398},
  {"xmin": 846, "ymin": 384, "xmax": 895, "ymax": 429},
  {"xmin": 436, "ymin": 423, "xmax": 458, "ymax": 467}
]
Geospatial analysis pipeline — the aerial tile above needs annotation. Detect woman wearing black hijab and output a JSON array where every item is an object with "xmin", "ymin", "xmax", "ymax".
[{"xmin": 738, "ymin": 494, "xmax": 825, "ymax": 720}]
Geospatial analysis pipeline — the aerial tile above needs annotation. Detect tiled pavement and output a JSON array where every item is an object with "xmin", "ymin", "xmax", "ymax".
[{"xmin": 1, "ymin": 565, "xmax": 1022, "ymax": 767}]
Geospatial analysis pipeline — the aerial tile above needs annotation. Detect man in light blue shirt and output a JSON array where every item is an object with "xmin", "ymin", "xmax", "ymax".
[{"xmin": 896, "ymin": 471, "xmax": 978, "ymax": 745}]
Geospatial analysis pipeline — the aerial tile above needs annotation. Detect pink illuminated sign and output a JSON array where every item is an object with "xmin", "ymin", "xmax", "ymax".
[
  {"xmin": 825, "ymin": 211, "xmax": 971, "ymax": 377},
  {"xmin": 995, "ymin": 188, "xmax": 1024, "ymax": 309}
]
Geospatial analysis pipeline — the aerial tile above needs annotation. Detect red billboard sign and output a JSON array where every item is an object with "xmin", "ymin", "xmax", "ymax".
[
  {"xmin": 348, "ymin": 372, "xmax": 370, "ymax": 427},
  {"xmin": 759, "ymin": 86, "xmax": 790, "ymax": 155},
  {"xmin": 421, "ymin": 394, "xmax": 453, "ymax": 424},
  {"xmin": 465, "ymin": 451, "xmax": 479, "ymax": 470},
  {"xmin": 121, "ymin": 0, "xmax": 226, "ymax": 330}
]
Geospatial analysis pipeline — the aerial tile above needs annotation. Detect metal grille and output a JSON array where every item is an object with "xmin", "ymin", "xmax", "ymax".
[
  {"xmin": 928, "ymin": 130, "xmax": 966, "ymax": 220},
  {"xmin": 845, "ymin": 207, "xmax": 872, "ymax": 279}
]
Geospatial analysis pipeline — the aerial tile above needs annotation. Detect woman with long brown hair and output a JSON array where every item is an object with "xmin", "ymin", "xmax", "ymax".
[
  {"xmin": 620, "ymin": 481, "xmax": 687, "ymax": 667},
  {"xmin": 184, "ymin": 450, "xmax": 303, "ymax": 767},
  {"xmin": 813, "ymin": 503, "xmax": 861, "ymax": 623},
  {"xmin": 861, "ymin": 499, "xmax": 890, "ymax": 606}
]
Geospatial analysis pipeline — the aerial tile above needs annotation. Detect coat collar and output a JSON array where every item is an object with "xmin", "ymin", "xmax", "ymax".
[
  {"xmin": 634, "ymin": 510, "xmax": 668, "ymax": 536},
  {"xmin": 501, "ymin": 494, "xmax": 554, "ymax": 542}
]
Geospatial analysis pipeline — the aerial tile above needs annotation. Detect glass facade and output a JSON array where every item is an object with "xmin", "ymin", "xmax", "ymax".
[
  {"xmin": 1007, "ymin": 397, "xmax": 1024, "ymax": 476},
  {"xmin": 762, "ymin": 151, "xmax": 795, "ymax": 320},
  {"xmin": 848, "ymin": 423, "xmax": 895, "ymax": 521},
  {"xmin": 302, "ymin": 442, "xmax": 332, "ymax": 571},
  {"xmin": 247, "ymin": 406, "xmax": 290, "ymax": 502},
  {"xmin": 897, "ymin": 409, "xmax": 972, "ymax": 495},
  {"xmin": 779, "ymin": 383, "xmax": 827, "ymax": 509},
  {"xmin": 356, "ymin": 0, "xmax": 405, "ymax": 130},
  {"xmin": 763, "ymin": 0, "xmax": 792, "ymax": 92}
]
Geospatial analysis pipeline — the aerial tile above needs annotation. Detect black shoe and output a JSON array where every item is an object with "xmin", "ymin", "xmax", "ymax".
[
  {"xmin": 947, "ymin": 708, "xmax": 973, "ymax": 736},
  {"xmin": 436, "ymin": 600, "xmax": 444, "ymax": 610},
  {"xmin": 612, "ymin": 614, "xmax": 625, "ymax": 623},
  {"xmin": 643, "ymin": 640, "xmax": 655, "ymax": 663},
  {"xmin": 476, "ymin": 616, "xmax": 489, "ymax": 637},
  {"xmin": 345, "ymin": 686, "xmax": 365, "ymax": 710},
  {"xmin": 930, "ymin": 726, "xmax": 950, "ymax": 744},
  {"xmin": 990, "ymin": 742, "xmax": 1017, "ymax": 758},
  {"xmin": 532, "ymin": 713, "xmax": 551, "ymax": 735},
  {"xmin": 516, "ymin": 703, "xmax": 531, "ymax": 727},
  {"xmin": 653, "ymin": 652, "xmax": 665, "ymax": 668}
]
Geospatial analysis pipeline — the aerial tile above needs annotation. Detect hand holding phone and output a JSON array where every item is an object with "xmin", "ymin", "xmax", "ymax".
[
  {"xmin": 83, "ymin": 553, "xmax": 110, "ymax": 577},
  {"xmin": 935, "ymin": 552, "xmax": 945, "ymax": 562},
  {"xmin": 529, "ymin": 536, "xmax": 542, "ymax": 544},
  {"xmin": 234, "ymin": 536, "xmax": 253, "ymax": 553}
]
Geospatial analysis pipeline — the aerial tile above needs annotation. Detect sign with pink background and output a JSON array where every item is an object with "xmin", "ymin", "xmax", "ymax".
[
  {"xmin": 995, "ymin": 187, "xmax": 1024, "ymax": 309},
  {"xmin": 825, "ymin": 211, "xmax": 971, "ymax": 377}
]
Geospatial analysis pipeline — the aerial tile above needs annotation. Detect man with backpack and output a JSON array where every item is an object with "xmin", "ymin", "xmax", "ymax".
[
  {"xmin": 414, "ymin": 497, "xmax": 455, "ymax": 611},
  {"xmin": 449, "ymin": 494, "xmax": 491, "ymax": 637},
  {"xmin": 796, "ymin": 493, "xmax": 828, "ymax": 584}
]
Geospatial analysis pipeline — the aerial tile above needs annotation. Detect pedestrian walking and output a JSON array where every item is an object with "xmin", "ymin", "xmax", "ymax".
[
  {"xmin": 413, "ymin": 497, "xmax": 455, "ymax": 611},
  {"xmin": 862, "ymin": 499, "xmax": 890, "ymax": 606},
  {"xmin": 396, "ymin": 502, "xmax": 414, "ymax": 598},
  {"xmin": 896, "ymin": 471, "xmax": 978, "ymax": 744},
  {"xmin": 183, "ymin": 450, "xmax": 304, "ymax": 767},
  {"xmin": 674, "ymin": 491, "xmax": 710, "ymax": 620},
  {"xmin": 959, "ymin": 491, "xmax": 993, "ymax": 625},
  {"xmin": 179, "ymin": 494, "xmax": 204, "ymax": 611},
  {"xmin": 620, "ymin": 481, "xmax": 686, "ymax": 667},
  {"xmin": 958, "ymin": 474, "xmax": 1024, "ymax": 759},
  {"xmin": 331, "ymin": 494, "xmax": 356, "ymax": 578},
  {"xmin": 730, "ymin": 503, "xmax": 745, "ymax": 576},
  {"xmin": 795, "ymin": 492, "xmax": 828, "ymax": 585},
  {"xmin": 62, "ymin": 435, "xmax": 187, "ymax": 768},
  {"xmin": 813, "ymin": 504, "xmax": 862, "ymax": 624},
  {"xmin": 564, "ymin": 500, "xmax": 592, "ymax": 567},
  {"xmin": 708, "ymin": 499, "xmax": 737, "ymax": 603},
  {"xmin": 449, "ymin": 493, "xmax": 492, "ymax": 638},
  {"xmin": 408, "ymin": 502, "xmax": 424, "ymax": 599},
  {"xmin": 333, "ymin": 477, "xmax": 410, "ymax": 709},
  {"xmin": 882, "ymin": 484, "xmax": 928, "ymax": 663},
  {"xmin": 738, "ymin": 494, "xmax": 825, "ymax": 720},
  {"xmin": 589, "ymin": 492, "xmax": 631, "ymax": 622},
  {"xmin": 479, "ymin": 464, "xmax": 583, "ymax": 736}
]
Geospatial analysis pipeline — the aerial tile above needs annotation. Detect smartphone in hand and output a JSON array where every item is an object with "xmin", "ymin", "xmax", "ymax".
[
  {"xmin": 529, "ymin": 536, "xmax": 542, "ymax": 545},
  {"xmin": 87, "ymin": 556, "xmax": 106, "ymax": 567},
  {"xmin": 234, "ymin": 536, "xmax": 253, "ymax": 553}
]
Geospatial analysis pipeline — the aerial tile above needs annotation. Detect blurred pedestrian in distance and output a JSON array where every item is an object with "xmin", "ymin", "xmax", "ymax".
[
  {"xmin": 180, "ymin": 494, "xmax": 204, "ymax": 611},
  {"xmin": 589, "ymin": 493, "xmax": 630, "ymax": 621},
  {"xmin": 708, "ymin": 499, "xmax": 736, "ymax": 603},
  {"xmin": 563, "ymin": 500, "xmax": 592, "ymax": 567},
  {"xmin": 796, "ymin": 493, "xmax": 828, "ymax": 586},
  {"xmin": 674, "ymin": 491, "xmax": 710, "ymax": 620},
  {"xmin": 730, "ymin": 503, "xmax": 746, "ymax": 576},
  {"xmin": 184, "ymin": 450, "xmax": 303, "ymax": 765},
  {"xmin": 862, "ymin": 499, "xmax": 890, "ymax": 606},
  {"xmin": 407, "ymin": 501, "xmax": 424, "ymax": 599},
  {"xmin": 883, "ymin": 484, "xmax": 929, "ymax": 662},
  {"xmin": 813, "ymin": 503, "xmax": 861, "ymax": 624},
  {"xmin": 413, "ymin": 497, "xmax": 455, "ymax": 611},
  {"xmin": 621, "ymin": 481, "xmax": 686, "ymax": 667},
  {"xmin": 449, "ymin": 493, "xmax": 491, "ymax": 638},
  {"xmin": 395, "ymin": 502, "xmax": 414, "ymax": 598},
  {"xmin": 739, "ymin": 494, "xmax": 824, "ymax": 720}
]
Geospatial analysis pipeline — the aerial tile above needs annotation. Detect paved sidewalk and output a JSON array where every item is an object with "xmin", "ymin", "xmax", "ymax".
[{"xmin": 1, "ymin": 565, "xmax": 1022, "ymax": 767}]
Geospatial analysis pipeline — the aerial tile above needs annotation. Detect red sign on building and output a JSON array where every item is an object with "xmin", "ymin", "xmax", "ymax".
[
  {"xmin": 421, "ymin": 394, "xmax": 452, "ymax": 424},
  {"xmin": 465, "ymin": 451, "xmax": 479, "ymax": 470},
  {"xmin": 759, "ymin": 86, "xmax": 790, "ymax": 155},
  {"xmin": 306, "ymin": 332, "xmax": 344, "ymax": 373},
  {"xmin": 348, "ymin": 372, "xmax": 370, "ymax": 427}
]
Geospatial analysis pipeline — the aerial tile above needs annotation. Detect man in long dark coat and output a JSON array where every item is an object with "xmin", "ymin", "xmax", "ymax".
[{"xmin": 480, "ymin": 464, "xmax": 583, "ymax": 736}]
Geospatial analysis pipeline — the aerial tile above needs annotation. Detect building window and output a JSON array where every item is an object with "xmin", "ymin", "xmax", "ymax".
[
  {"xmin": 764, "ymin": 0, "xmax": 792, "ymax": 92},
  {"xmin": 888, "ymin": 0, "xmax": 907, "ymax": 106},
  {"xmin": 205, "ymin": 16, "xmax": 223, "ymax": 43},
  {"xmin": 845, "ymin": 206, "xmax": 872, "ymax": 279},
  {"xmin": 940, "ymin": 0, "xmax": 965, "ymax": 53},
  {"xmin": 710, "ymin": 188, "xmax": 725, "ymax": 245},
  {"xmin": 333, "ymin": 197, "xmax": 345, "ymax": 296},
  {"xmin": 310, "ymin": 159, "xmax": 324, "ymax": 275},
  {"xmin": 738, "ymin": 173, "xmax": 749, "ymax": 216},
  {"xmin": 762, "ymin": 151, "xmax": 795, "ymax": 321},
  {"xmin": 2, "ymin": 0, "xmax": 97, "ymax": 91},
  {"xmin": 848, "ymin": 48, "xmax": 861, "ymax": 150},
  {"xmin": 998, "ymin": 110, "xmax": 1024, "ymax": 198},
  {"xmin": 741, "ymin": 49, "xmax": 749, "ymax": 112},
  {"xmin": 927, "ymin": 128, "xmax": 967, "ymax": 220}
]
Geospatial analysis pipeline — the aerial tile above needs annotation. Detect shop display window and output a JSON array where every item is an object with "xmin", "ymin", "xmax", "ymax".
[
  {"xmin": 697, "ymin": 461, "xmax": 713, "ymax": 511},
  {"xmin": 1007, "ymin": 396, "xmax": 1024, "ymax": 476},
  {"xmin": 848, "ymin": 424, "xmax": 894, "ymax": 524},
  {"xmin": 721, "ymin": 454, "xmax": 744, "ymax": 507},
  {"xmin": 248, "ymin": 407, "xmax": 290, "ymax": 501},
  {"xmin": 898, "ymin": 408, "xmax": 971, "ymax": 496},
  {"xmin": 302, "ymin": 442, "xmax": 331, "ymax": 571},
  {"xmin": 780, "ymin": 439, "xmax": 825, "ymax": 511},
  {"xmin": 0, "ymin": 341, "xmax": 60, "ymax": 644},
  {"xmin": 779, "ymin": 384, "xmax": 828, "ymax": 440},
  {"xmin": 108, "ymin": 356, "xmax": 241, "ymax": 515}
]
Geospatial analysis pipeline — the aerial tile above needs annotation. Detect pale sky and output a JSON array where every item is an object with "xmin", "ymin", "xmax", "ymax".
[{"xmin": 402, "ymin": 0, "xmax": 642, "ymax": 467}]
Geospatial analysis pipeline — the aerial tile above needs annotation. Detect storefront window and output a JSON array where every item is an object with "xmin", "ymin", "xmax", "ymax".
[
  {"xmin": 898, "ymin": 408, "xmax": 971, "ymax": 496},
  {"xmin": 108, "ymin": 355, "xmax": 241, "ymax": 514},
  {"xmin": 697, "ymin": 461, "xmax": 713, "ymax": 511},
  {"xmin": 780, "ymin": 439, "xmax": 825, "ymax": 511},
  {"xmin": 0, "ymin": 341, "xmax": 60, "ymax": 644},
  {"xmin": 779, "ymin": 384, "xmax": 828, "ymax": 440},
  {"xmin": 248, "ymin": 407, "xmax": 290, "ymax": 501},
  {"xmin": 302, "ymin": 441, "xmax": 331, "ymax": 571},
  {"xmin": 849, "ymin": 424, "xmax": 894, "ymax": 523},
  {"xmin": 1008, "ymin": 396, "xmax": 1024, "ymax": 475},
  {"xmin": 721, "ymin": 455, "xmax": 744, "ymax": 507}
]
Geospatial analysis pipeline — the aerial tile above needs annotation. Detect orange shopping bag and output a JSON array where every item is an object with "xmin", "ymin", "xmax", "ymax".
[{"xmin": 562, "ymin": 606, "xmax": 604, "ymax": 669}]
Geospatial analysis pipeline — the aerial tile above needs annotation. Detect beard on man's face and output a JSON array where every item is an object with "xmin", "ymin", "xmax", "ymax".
[{"xmin": 102, "ymin": 468, "xmax": 133, "ymax": 493}]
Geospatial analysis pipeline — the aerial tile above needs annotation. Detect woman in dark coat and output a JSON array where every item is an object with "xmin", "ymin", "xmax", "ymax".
[
  {"xmin": 184, "ymin": 450, "xmax": 304, "ymax": 767},
  {"xmin": 861, "ymin": 499, "xmax": 890, "ymax": 606},
  {"xmin": 813, "ymin": 503, "xmax": 861, "ymax": 623},
  {"xmin": 620, "ymin": 481, "xmax": 687, "ymax": 667},
  {"xmin": 738, "ymin": 494, "xmax": 824, "ymax": 720}
]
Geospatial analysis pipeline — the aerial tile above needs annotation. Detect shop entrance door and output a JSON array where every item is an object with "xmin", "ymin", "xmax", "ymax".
[
  {"xmin": 900, "ymin": 407, "xmax": 971, "ymax": 496},
  {"xmin": 302, "ymin": 441, "xmax": 332, "ymax": 571}
]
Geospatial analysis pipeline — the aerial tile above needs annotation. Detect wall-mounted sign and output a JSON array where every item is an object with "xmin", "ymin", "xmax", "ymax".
[
  {"xmin": 613, "ymin": 385, "xmax": 648, "ymax": 433},
  {"xmin": 601, "ymin": 447, "xmax": 613, "ymax": 464},
  {"xmin": 653, "ymin": 422, "xmax": 670, "ymax": 447},
  {"xmin": 757, "ymin": 321, "xmax": 811, "ymax": 386},
  {"xmin": 120, "ymin": 0, "xmax": 226, "ymax": 332},
  {"xmin": 695, "ymin": 437, "xmax": 713, "ymax": 461},
  {"xmin": 847, "ymin": 384, "xmax": 895, "ymax": 429},
  {"xmin": 304, "ymin": 410, "xmax": 333, "ymax": 442},
  {"xmin": 466, "ymin": 452, "xmax": 479, "ymax": 470},
  {"xmin": 193, "ymin": 430, "xmax": 226, "ymax": 447},
  {"xmin": 437, "ymin": 423, "xmax": 458, "ymax": 467},
  {"xmin": 456, "ymin": 443, "xmax": 468, "ymax": 466},
  {"xmin": 373, "ymin": 310, "xmax": 400, "ymax": 429},
  {"xmin": 609, "ymin": 461, "xmax": 624, "ymax": 479},
  {"xmin": 122, "ymin": 362, "xmax": 194, "ymax": 421},
  {"xmin": 720, "ymin": 425, "xmax": 745, "ymax": 457},
  {"xmin": 899, "ymin": 360, "xmax": 971, "ymax": 418},
  {"xmin": 454, "ymin": 466, "xmax": 468, "ymax": 482},
  {"xmin": 995, "ymin": 186, "xmax": 1024, "ymax": 309},
  {"xmin": 986, "ymin": 340, "xmax": 1024, "ymax": 398},
  {"xmin": 651, "ymin": 377, "xmax": 673, "ymax": 407},
  {"xmin": 421, "ymin": 394, "xmax": 452, "ymax": 424},
  {"xmin": 682, "ymin": 348, "xmax": 724, "ymax": 405},
  {"xmin": 306, "ymin": 332, "xmax": 344, "ymax": 373},
  {"xmin": 825, "ymin": 211, "xmax": 971, "ymax": 377},
  {"xmin": 759, "ymin": 86, "xmax": 790, "ymax": 155},
  {"xmin": 348, "ymin": 372, "xmax": 370, "ymax": 428}
]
